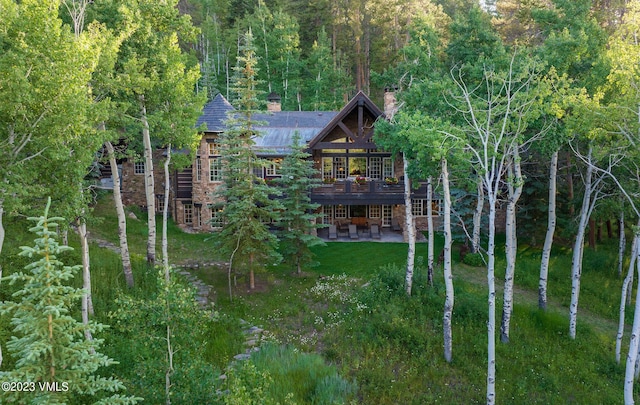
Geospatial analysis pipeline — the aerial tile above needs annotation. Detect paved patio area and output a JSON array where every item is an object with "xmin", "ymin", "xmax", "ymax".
[{"xmin": 317, "ymin": 227, "xmax": 405, "ymax": 242}]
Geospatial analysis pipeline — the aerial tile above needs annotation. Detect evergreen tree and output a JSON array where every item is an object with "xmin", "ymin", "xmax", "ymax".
[
  {"xmin": 0, "ymin": 199, "xmax": 139, "ymax": 405},
  {"xmin": 274, "ymin": 133, "xmax": 325, "ymax": 274},
  {"xmin": 213, "ymin": 29, "xmax": 282, "ymax": 292}
]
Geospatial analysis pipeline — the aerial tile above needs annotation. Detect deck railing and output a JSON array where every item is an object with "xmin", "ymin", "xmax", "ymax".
[{"xmin": 313, "ymin": 180, "xmax": 410, "ymax": 194}]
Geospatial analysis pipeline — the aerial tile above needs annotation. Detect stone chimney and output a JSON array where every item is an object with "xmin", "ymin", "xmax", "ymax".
[
  {"xmin": 384, "ymin": 87, "xmax": 398, "ymax": 119},
  {"xmin": 267, "ymin": 92, "xmax": 282, "ymax": 112}
]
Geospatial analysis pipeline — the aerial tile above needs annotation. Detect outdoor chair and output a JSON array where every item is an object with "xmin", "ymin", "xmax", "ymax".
[
  {"xmin": 391, "ymin": 219, "xmax": 402, "ymax": 232},
  {"xmin": 371, "ymin": 224, "xmax": 381, "ymax": 239},
  {"xmin": 349, "ymin": 224, "xmax": 359, "ymax": 239},
  {"xmin": 328, "ymin": 225, "xmax": 338, "ymax": 240}
]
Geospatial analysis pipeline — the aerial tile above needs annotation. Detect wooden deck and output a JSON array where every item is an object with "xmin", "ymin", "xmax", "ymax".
[{"xmin": 311, "ymin": 180, "xmax": 428, "ymax": 205}]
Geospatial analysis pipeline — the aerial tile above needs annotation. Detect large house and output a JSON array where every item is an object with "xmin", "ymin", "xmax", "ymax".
[{"xmin": 120, "ymin": 91, "xmax": 443, "ymax": 239}]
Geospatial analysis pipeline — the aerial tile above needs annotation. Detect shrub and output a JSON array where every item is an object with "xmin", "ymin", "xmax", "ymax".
[
  {"xmin": 222, "ymin": 343, "xmax": 356, "ymax": 404},
  {"xmin": 107, "ymin": 270, "xmax": 220, "ymax": 403},
  {"xmin": 463, "ymin": 252, "xmax": 485, "ymax": 267}
]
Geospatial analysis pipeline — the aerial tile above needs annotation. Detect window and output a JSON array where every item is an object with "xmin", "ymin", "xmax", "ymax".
[
  {"xmin": 322, "ymin": 158, "xmax": 333, "ymax": 180},
  {"xmin": 412, "ymin": 199, "xmax": 426, "ymax": 217},
  {"xmin": 412, "ymin": 198, "xmax": 442, "ymax": 217},
  {"xmin": 369, "ymin": 205, "xmax": 381, "ymax": 218},
  {"xmin": 266, "ymin": 158, "xmax": 282, "ymax": 176},
  {"xmin": 134, "ymin": 161, "xmax": 145, "ymax": 175},
  {"xmin": 382, "ymin": 205, "xmax": 392, "ymax": 227},
  {"xmin": 431, "ymin": 199, "xmax": 442, "ymax": 216},
  {"xmin": 335, "ymin": 205, "xmax": 347, "ymax": 219},
  {"xmin": 369, "ymin": 157, "xmax": 382, "ymax": 179},
  {"xmin": 383, "ymin": 158, "xmax": 394, "ymax": 178},
  {"xmin": 208, "ymin": 142, "xmax": 221, "ymax": 155},
  {"xmin": 322, "ymin": 205, "xmax": 333, "ymax": 224},
  {"xmin": 195, "ymin": 157, "xmax": 202, "ymax": 181},
  {"xmin": 348, "ymin": 157, "xmax": 366, "ymax": 176},
  {"xmin": 209, "ymin": 157, "xmax": 222, "ymax": 182},
  {"xmin": 210, "ymin": 208, "xmax": 224, "ymax": 229},
  {"xmin": 194, "ymin": 206, "xmax": 202, "ymax": 227},
  {"xmin": 184, "ymin": 204, "xmax": 193, "ymax": 224},
  {"xmin": 350, "ymin": 205, "xmax": 367, "ymax": 217},
  {"xmin": 334, "ymin": 157, "xmax": 347, "ymax": 179},
  {"xmin": 155, "ymin": 195, "xmax": 164, "ymax": 213}
]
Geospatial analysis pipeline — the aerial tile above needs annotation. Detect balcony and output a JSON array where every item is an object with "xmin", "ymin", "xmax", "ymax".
[{"xmin": 311, "ymin": 179, "xmax": 427, "ymax": 205}]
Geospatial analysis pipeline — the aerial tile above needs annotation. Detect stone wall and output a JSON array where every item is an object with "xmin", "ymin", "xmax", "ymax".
[
  {"xmin": 121, "ymin": 150, "xmax": 167, "ymax": 208},
  {"xmin": 176, "ymin": 134, "xmax": 224, "ymax": 232}
]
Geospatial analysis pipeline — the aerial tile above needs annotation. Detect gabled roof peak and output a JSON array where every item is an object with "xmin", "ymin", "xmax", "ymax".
[{"xmin": 196, "ymin": 93, "xmax": 235, "ymax": 132}]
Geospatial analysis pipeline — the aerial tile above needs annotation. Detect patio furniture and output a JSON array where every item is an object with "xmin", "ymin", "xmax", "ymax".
[
  {"xmin": 391, "ymin": 219, "xmax": 402, "ymax": 232},
  {"xmin": 328, "ymin": 225, "xmax": 338, "ymax": 240},
  {"xmin": 349, "ymin": 224, "xmax": 359, "ymax": 239},
  {"xmin": 337, "ymin": 221, "xmax": 349, "ymax": 237},
  {"xmin": 371, "ymin": 224, "xmax": 381, "ymax": 239}
]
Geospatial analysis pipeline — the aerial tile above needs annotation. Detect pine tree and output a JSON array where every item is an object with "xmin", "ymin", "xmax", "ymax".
[
  {"xmin": 213, "ymin": 29, "xmax": 282, "ymax": 292},
  {"xmin": 274, "ymin": 133, "xmax": 325, "ymax": 274},
  {"xmin": 0, "ymin": 199, "xmax": 139, "ymax": 405}
]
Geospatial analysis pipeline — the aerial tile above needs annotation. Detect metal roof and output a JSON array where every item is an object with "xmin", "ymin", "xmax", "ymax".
[
  {"xmin": 253, "ymin": 111, "xmax": 338, "ymax": 155},
  {"xmin": 196, "ymin": 94, "xmax": 339, "ymax": 154}
]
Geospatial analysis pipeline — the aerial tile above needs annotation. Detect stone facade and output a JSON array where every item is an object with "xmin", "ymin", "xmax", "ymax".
[{"xmin": 121, "ymin": 149, "xmax": 167, "ymax": 209}]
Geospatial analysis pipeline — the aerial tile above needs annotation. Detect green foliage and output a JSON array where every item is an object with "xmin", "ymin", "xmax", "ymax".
[
  {"xmin": 0, "ymin": 200, "xmax": 139, "ymax": 404},
  {"xmin": 107, "ymin": 269, "xmax": 219, "ymax": 403},
  {"xmin": 446, "ymin": 5, "xmax": 507, "ymax": 76},
  {"xmin": 300, "ymin": 27, "xmax": 352, "ymax": 111},
  {"xmin": 274, "ymin": 133, "xmax": 325, "ymax": 273},
  {"xmin": 0, "ymin": 0, "xmax": 102, "ymax": 219},
  {"xmin": 92, "ymin": 0, "xmax": 205, "ymax": 154},
  {"xmin": 531, "ymin": 0, "xmax": 609, "ymax": 94},
  {"xmin": 241, "ymin": 1, "xmax": 303, "ymax": 110},
  {"xmin": 212, "ymin": 29, "xmax": 282, "ymax": 278},
  {"xmin": 463, "ymin": 252, "xmax": 485, "ymax": 267},
  {"xmin": 222, "ymin": 343, "xmax": 356, "ymax": 404}
]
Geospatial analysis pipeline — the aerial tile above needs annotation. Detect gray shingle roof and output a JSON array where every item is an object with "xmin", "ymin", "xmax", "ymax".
[
  {"xmin": 196, "ymin": 93, "xmax": 235, "ymax": 132},
  {"xmin": 196, "ymin": 93, "xmax": 338, "ymax": 155}
]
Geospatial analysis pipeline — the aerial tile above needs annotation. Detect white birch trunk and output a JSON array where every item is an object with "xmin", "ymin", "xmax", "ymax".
[
  {"xmin": 619, "ymin": 210, "xmax": 626, "ymax": 277},
  {"xmin": 427, "ymin": 177, "xmax": 434, "ymax": 287},
  {"xmin": 141, "ymin": 96, "xmax": 156, "ymax": 265},
  {"xmin": 442, "ymin": 159, "xmax": 454, "ymax": 363},
  {"xmin": 403, "ymin": 153, "xmax": 416, "ymax": 296},
  {"xmin": 486, "ymin": 194, "xmax": 497, "ymax": 405},
  {"xmin": 77, "ymin": 219, "xmax": 93, "ymax": 343},
  {"xmin": 569, "ymin": 147, "xmax": 594, "ymax": 340},
  {"xmin": 617, "ymin": 231, "xmax": 639, "ymax": 364},
  {"xmin": 472, "ymin": 177, "xmax": 484, "ymax": 254},
  {"xmin": 165, "ymin": 324, "xmax": 174, "ymax": 405},
  {"xmin": 501, "ymin": 152, "xmax": 523, "ymax": 343},
  {"xmin": 624, "ymin": 234, "xmax": 640, "ymax": 404},
  {"xmin": 539, "ymin": 150, "xmax": 558, "ymax": 310},
  {"xmin": 162, "ymin": 146, "xmax": 171, "ymax": 280},
  {"xmin": 105, "ymin": 141, "xmax": 134, "ymax": 288}
]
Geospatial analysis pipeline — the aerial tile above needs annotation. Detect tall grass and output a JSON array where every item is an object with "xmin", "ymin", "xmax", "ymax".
[
  {"xmin": 321, "ymin": 265, "xmax": 623, "ymax": 404},
  {"xmin": 223, "ymin": 343, "xmax": 356, "ymax": 404}
]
